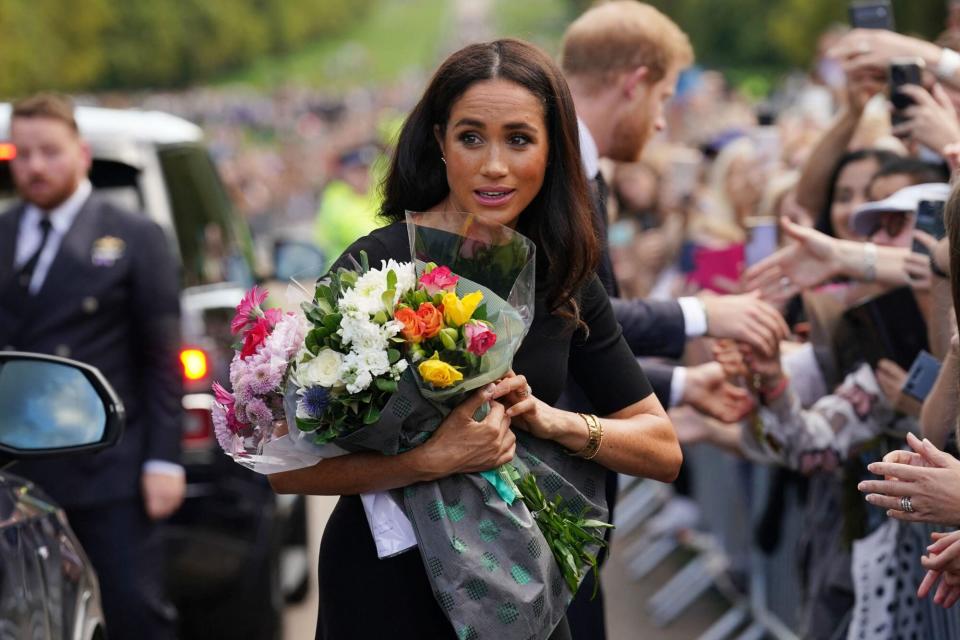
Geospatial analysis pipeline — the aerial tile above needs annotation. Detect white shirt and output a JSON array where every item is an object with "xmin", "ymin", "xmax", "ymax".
[
  {"xmin": 15, "ymin": 180, "xmax": 92, "ymax": 294},
  {"xmin": 14, "ymin": 180, "xmax": 184, "ymax": 479}
]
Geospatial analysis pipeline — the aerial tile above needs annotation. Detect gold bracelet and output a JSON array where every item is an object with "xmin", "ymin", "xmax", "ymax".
[{"xmin": 572, "ymin": 413, "xmax": 603, "ymax": 459}]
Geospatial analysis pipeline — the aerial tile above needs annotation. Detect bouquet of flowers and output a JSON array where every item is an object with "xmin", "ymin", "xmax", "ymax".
[
  {"xmin": 210, "ymin": 287, "xmax": 309, "ymax": 470},
  {"xmin": 211, "ymin": 212, "xmax": 612, "ymax": 640}
]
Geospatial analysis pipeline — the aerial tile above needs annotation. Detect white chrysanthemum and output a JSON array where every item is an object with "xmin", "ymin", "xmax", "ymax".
[
  {"xmin": 338, "ymin": 314, "xmax": 389, "ymax": 351},
  {"xmin": 340, "ymin": 261, "xmax": 416, "ymax": 316},
  {"xmin": 380, "ymin": 260, "xmax": 416, "ymax": 300}
]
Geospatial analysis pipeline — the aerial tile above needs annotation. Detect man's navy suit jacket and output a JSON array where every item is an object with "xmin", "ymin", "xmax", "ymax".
[{"xmin": 0, "ymin": 194, "xmax": 183, "ymax": 508}]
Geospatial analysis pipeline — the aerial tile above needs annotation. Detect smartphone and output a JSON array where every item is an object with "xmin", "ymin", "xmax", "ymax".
[
  {"xmin": 890, "ymin": 58, "xmax": 924, "ymax": 126},
  {"xmin": 744, "ymin": 217, "xmax": 779, "ymax": 267},
  {"xmin": 916, "ymin": 199, "xmax": 947, "ymax": 239},
  {"xmin": 849, "ymin": 0, "xmax": 894, "ymax": 30},
  {"xmin": 901, "ymin": 350, "xmax": 942, "ymax": 402},
  {"xmin": 912, "ymin": 199, "xmax": 946, "ymax": 256}
]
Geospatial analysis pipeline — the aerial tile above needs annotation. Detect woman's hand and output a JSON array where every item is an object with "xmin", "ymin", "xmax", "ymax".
[
  {"xmin": 743, "ymin": 217, "xmax": 842, "ymax": 304},
  {"xmin": 829, "ymin": 29, "xmax": 943, "ymax": 78},
  {"xmin": 892, "ymin": 84, "xmax": 960, "ymax": 151},
  {"xmin": 489, "ymin": 371, "xmax": 567, "ymax": 442},
  {"xmin": 417, "ymin": 385, "xmax": 516, "ymax": 478},
  {"xmin": 858, "ymin": 432, "xmax": 960, "ymax": 525}
]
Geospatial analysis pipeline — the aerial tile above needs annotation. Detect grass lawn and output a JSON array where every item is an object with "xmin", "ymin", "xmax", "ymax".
[
  {"xmin": 217, "ymin": 0, "xmax": 452, "ymax": 89},
  {"xmin": 492, "ymin": 0, "xmax": 573, "ymax": 55}
]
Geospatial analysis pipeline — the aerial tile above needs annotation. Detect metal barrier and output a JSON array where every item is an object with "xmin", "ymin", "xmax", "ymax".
[
  {"xmin": 616, "ymin": 445, "xmax": 960, "ymax": 639},
  {"xmin": 614, "ymin": 444, "xmax": 802, "ymax": 639}
]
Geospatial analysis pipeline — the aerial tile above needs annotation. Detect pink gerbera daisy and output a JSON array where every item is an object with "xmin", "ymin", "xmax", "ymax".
[{"xmin": 231, "ymin": 286, "xmax": 269, "ymax": 335}]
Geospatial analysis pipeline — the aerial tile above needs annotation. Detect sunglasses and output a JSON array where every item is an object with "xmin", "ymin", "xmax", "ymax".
[{"xmin": 867, "ymin": 211, "xmax": 912, "ymax": 238}]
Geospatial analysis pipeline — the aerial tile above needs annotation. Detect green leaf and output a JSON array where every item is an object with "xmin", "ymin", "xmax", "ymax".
[
  {"xmin": 375, "ymin": 378, "xmax": 398, "ymax": 393},
  {"xmin": 295, "ymin": 416, "xmax": 321, "ymax": 432},
  {"xmin": 340, "ymin": 271, "xmax": 358, "ymax": 288},
  {"xmin": 387, "ymin": 348, "xmax": 401, "ymax": 364},
  {"xmin": 386, "ymin": 269, "xmax": 397, "ymax": 291},
  {"xmin": 373, "ymin": 310, "xmax": 388, "ymax": 325},
  {"xmin": 305, "ymin": 331, "xmax": 320, "ymax": 355},
  {"xmin": 315, "ymin": 284, "xmax": 333, "ymax": 303},
  {"xmin": 473, "ymin": 303, "xmax": 488, "ymax": 321},
  {"xmin": 322, "ymin": 313, "xmax": 342, "ymax": 330},
  {"xmin": 363, "ymin": 404, "xmax": 381, "ymax": 424},
  {"xmin": 359, "ymin": 250, "xmax": 370, "ymax": 273},
  {"xmin": 381, "ymin": 290, "xmax": 395, "ymax": 314}
]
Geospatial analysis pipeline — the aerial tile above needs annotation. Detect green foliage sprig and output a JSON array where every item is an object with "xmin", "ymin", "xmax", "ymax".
[{"xmin": 511, "ymin": 469, "xmax": 614, "ymax": 598}]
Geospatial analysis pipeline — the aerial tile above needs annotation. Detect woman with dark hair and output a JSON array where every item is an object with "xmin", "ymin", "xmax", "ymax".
[
  {"xmin": 270, "ymin": 39, "xmax": 680, "ymax": 640},
  {"xmin": 813, "ymin": 148, "xmax": 898, "ymax": 240}
]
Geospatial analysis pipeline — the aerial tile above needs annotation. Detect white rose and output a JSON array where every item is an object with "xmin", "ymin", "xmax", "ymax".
[{"xmin": 300, "ymin": 349, "xmax": 343, "ymax": 387}]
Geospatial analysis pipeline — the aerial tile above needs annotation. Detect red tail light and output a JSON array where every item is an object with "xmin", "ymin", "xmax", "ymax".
[
  {"xmin": 182, "ymin": 394, "xmax": 214, "ymax": 449},
  {"xmin": 180, "ymin": 348, "xmax": 208, "ymax": 382},
  {"xmin": 0, "ymin": 143, "xmax": 15, "ymax": 161}
]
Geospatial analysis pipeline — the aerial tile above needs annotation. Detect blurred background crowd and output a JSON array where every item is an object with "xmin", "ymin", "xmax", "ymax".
[{"xmin": 9, "ymin": 0, "xmax": 960, "ymax": 638}]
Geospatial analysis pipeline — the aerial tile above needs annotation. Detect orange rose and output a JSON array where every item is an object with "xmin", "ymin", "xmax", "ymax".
[
  {"xmin": 416, "ymin": 302, "xmax": 444, "ymax": 338},
  {"xmin": 395, "ymin": 306, "xmax": 423, "ymax": 343}
]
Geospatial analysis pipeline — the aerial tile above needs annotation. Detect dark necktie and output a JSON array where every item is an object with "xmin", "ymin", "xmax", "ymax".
[
  {"xmin": 593, "ymin": 171, "xmax": 609, "ymax": 217},
  {"xmin": 17, "ymin": 217, "xmax": 53, "ymax": 294}
]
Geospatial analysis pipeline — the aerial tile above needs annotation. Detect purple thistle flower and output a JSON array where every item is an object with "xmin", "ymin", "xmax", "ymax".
[{"xmin": 301, "ymin": 386, "xmax": 330, "ymax": 418}]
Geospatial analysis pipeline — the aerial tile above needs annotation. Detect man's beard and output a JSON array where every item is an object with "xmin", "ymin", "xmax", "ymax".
[{"xmin": 607, "ymin": 111, "xmax": 653, "ymax": 163}]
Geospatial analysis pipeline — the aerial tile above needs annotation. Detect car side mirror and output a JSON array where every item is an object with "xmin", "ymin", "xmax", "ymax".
[
  {"xmin": 273, "ymin": 238, "xmax": 326, "ymax": 282},
  {"xmin": 0, "ymin": 352, "xmax": 124, "ymax": 460}
]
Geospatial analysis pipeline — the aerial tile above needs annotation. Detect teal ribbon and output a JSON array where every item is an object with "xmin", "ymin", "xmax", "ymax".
[
  {"xmin": 471, "ymin": 401, "xmax": 518, "ymax": 504},
  {"xmin": 480, "ymin": 464, "xmax": 517, "ymax": 505}
]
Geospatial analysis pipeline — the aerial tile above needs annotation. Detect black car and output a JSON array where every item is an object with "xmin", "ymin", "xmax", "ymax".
[{"xmin": 0, "ymin": 351, "xmax": 124, "ymax": 640}]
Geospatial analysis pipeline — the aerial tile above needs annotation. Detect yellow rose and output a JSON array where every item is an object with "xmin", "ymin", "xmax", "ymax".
[
  {"xmin": 418, "ymin": 353, "xmax": 464, "ymax": 388},
  {"xmin": 441, "ymin": 291, "xmax": 484, "ymax": 327}
]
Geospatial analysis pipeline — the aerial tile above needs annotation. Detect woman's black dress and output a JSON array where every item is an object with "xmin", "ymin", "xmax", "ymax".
[{"xmin": 315, "ymin": 223, "xmax": 653, "ymax": 640}]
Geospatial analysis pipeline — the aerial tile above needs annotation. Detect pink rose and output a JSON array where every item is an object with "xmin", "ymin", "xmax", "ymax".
[
  {"xmin": 464, "ymin": 321, "xmax": 497, "ymax": 356},
  {"xmin": 419, "ymin": 266, "xmax": 459, "ymax": 296}
]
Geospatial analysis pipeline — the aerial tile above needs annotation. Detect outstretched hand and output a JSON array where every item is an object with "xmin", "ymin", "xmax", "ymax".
[{"xmin": 743, "ymin": 217, "xmax": 842, "ymax": 304}]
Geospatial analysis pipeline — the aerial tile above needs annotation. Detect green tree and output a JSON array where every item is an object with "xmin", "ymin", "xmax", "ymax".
[{"xmin": 0, "ymin": 0, "xmax": 109, "ymax": 96}]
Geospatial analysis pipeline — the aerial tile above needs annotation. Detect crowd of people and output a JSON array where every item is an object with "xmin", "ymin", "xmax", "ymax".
[
  {"xmin": 12, "ymin": 0, "xmax": 960, "ymax": 638},
  {"xmin": 583, "ymin": 6, "xmax": 960, "ymax": 640}
]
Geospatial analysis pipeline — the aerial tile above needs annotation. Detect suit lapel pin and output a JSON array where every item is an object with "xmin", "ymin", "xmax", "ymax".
[{"xmin": 92, "ymin": 236, "xmax": 125, "ymax": 266}]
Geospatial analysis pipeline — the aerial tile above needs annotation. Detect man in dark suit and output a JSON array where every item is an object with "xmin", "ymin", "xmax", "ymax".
[
  {"xmin": 0, "ymin": 94, "xmax": 183, "ymax": 639},
  {"xmin": 558, "ymin": 4, "xmax": 789, "ymax": 638}
]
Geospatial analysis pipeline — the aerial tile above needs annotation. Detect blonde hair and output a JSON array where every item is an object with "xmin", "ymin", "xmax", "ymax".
[{"xmin": 561, "ymin": 1, "xmax": 694, "ymax": 93}]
